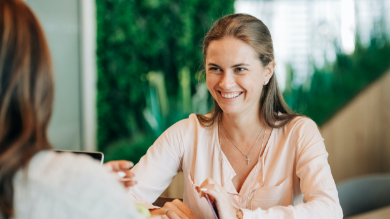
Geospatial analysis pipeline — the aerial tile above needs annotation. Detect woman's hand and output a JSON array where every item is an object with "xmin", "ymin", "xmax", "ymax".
[
  {"xmin": 148, "ymin": 216, "xmax": 169, "ymax": 219},
  {"xmin": 103, "ymin": 160, "xmax": 136, "ymax": 188},
  {"xmin": 196, "ymin": 178, "xmax": 237, "ymax": 219},
  {"xmin": 150, "ymin": 199, "xmax": 196, "ymax": 219}
]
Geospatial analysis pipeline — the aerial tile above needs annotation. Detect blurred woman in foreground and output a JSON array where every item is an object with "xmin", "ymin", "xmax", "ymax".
[{"xmin": 0, "ymin": 1, "xmax": 152, "ymax": 218}]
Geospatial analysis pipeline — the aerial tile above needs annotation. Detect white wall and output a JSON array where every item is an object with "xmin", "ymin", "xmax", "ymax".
[{"xmin": 24, "ymin": 0, "xmax": 96, "ymax": 151}]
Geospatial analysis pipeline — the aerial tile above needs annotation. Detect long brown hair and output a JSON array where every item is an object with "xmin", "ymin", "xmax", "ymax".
[
  {"xmin": 197, "ymin": 14, "xmax": 297, "ymax": 128},
  {"xmin": 0, "ymin": 0, "xmax": 54, "ymax": 217}
]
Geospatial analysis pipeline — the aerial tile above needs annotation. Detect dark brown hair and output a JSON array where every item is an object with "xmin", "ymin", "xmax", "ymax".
[
  {"xmin": 197, "ymin": 13, "xmax": 297, "ymax": 127},
  {"xmin": 0, "ymin": 0, "xmax": 54, "ymax": 217}
]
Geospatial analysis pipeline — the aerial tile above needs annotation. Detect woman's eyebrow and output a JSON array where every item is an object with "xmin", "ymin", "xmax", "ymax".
[
  {"xmin": 208, "ymin": 63, "xmax": 221, "ymax": 68},
  {"xmin": 208, "ymin": 63, "xmax": 250, "ymax": 68},
  {"xmin": 231, "ymin": 63, "xmax": 250, "ymax": 68}
]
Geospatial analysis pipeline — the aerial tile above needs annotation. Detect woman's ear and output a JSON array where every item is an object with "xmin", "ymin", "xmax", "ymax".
[{"xmin": 264, "ymin": 61, "xmax": 275, "ymax": 82}]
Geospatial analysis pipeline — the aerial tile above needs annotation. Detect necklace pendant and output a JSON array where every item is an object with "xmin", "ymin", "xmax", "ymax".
[{"xmin": 246, "ymin": 155, "xmax": 250, "ymax": 165}]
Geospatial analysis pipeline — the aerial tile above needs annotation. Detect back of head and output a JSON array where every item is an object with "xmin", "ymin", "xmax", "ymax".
[{"xmin": 0, "ymin": 0, "xmax": 54, "ymax": 217}]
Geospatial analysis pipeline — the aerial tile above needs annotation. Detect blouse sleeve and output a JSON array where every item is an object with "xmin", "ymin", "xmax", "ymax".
[
  {"xmin": 127, "ymin": 119, "xmax": 189, "ymax": 208},
  {"xmin": 241, "ymin": 118, "xmax": 343, "ymax": 219}
]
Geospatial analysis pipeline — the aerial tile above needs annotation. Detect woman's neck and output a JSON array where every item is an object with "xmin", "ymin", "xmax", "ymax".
[{"xmin": 220, "ymin": 111, "xmax": 266, "ymax": 147}]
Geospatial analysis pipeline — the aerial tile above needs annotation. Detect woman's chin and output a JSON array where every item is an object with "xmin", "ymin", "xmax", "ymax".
[{"xmin": 219, "ymin": 107, "xmax": 241, "ymax": 115}]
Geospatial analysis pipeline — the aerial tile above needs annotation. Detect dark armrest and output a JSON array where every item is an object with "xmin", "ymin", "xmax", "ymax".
[{"xmin": 153, "ymin": 197, "xmax": 183, "ymax": 208}]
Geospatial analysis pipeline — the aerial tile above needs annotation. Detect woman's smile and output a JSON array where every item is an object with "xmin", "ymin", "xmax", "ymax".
[{"xmin": 219, "ymin": 91, "xmax": 244, "ymax": 99}]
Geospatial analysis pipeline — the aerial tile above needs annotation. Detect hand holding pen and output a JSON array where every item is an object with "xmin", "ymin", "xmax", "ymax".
[{"xmin": 104, "ymin": 160, "xmax": 137, "ymax": 188}]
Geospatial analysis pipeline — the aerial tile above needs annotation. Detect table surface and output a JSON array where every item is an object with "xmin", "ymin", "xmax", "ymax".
[{"xmin": 345, "ymin": 206, "xmax": 390, "ymax": 219}]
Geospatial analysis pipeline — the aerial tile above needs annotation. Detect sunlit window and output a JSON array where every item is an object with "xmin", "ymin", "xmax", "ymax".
[{"xmin": 235, "ymin": 0, "xmax": 390, "ymax": 90}]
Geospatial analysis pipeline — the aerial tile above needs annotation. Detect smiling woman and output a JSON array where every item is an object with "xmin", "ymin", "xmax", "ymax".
[
  {"xmin": 205, "ymin": 37, "xmax": 272, "ymax": 118},
  {"xmin": 127, "ymin": 14, "xmax": 343, "ymax": 219},
  {"xmin": 197, "ymin": 15, "xmax": 296, "ymax": 129}
]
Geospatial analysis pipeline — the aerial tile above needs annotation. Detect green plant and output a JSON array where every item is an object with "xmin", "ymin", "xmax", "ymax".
[
  {"xmin": 284, "ymin": 39, "xmax": 390, "ymax": 126},
  {"xmin": 96, "ymin": 0, "xmax": 235, "ymax": 163}
]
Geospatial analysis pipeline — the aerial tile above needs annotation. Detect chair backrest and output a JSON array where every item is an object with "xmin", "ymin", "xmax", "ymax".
[{"xmin": 336, "ymin": 174, "xmax": 390, "ymax": 217}]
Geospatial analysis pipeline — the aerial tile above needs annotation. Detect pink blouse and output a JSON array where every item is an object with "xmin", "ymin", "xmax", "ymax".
[{"xmin": 129, "ymin": 114, "xmax": 343, "ymax": 218}]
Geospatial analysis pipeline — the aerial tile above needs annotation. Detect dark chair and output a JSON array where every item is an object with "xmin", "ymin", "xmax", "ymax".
[
  {"xmin": 336, "ymin": 174, "xmax": 390, "ymax": 217},
  {"xmin": 153, "ymin": 197, "xmax": 183, "ymax": 207}
]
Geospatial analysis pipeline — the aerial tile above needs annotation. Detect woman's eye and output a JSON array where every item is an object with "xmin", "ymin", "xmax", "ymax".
[
  {"xmin": 235, "ymin": 68, "xmax": 246, "ymax": 72},
  {"xmin": 209, "ymin": 67, "xmax": 220, "ymax": 71}
]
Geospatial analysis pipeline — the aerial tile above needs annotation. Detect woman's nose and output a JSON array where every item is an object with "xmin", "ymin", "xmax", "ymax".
[{"xmin": 219, "ymin": 72, "xmax": 235, "ymax": 89}]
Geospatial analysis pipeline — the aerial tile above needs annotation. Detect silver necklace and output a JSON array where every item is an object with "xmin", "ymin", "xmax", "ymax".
[
  {"xmin": 246, "ymin": 128, "xmax": 267, "ymax": 208},
  {"xmin": 221, "ymin": 122, "xmax": 265, "ymax": 165}
]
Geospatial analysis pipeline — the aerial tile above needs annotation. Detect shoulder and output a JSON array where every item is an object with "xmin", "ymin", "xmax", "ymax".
[
  {"xmin": 14, "ymin": 151, "xmax": 140, "ymax": 218},
  {"xmin": 280, "ymin": 116, "xmax": 325, "ymax": 152},
  {"xmin": 163, "ymin": 113, "xmax": 211, "ymax": 137},
  {"xmin": 276, "ymin": 116, "xmax": 322, "ymax": 144},
  {"xmin": 155, "ymin": 114, "xmax": 213, "ymax": 155},
  {"xmin": 17, "ymin": 150, "xmax": 122, "ymax": 193},
  {"xmin": 25, "ymin": 150, "xmax": 106, "ymax": 182},
  {"xmin": 15, "ymin": 150, "xmax": 142, "ymax": 218},
  {"xmin": 171, "ymin": 113, "xmax": 209, "ymax": 127},
  {"xmin": 285, "ymin": 116, "xmax": 319, "ymax": 133}
]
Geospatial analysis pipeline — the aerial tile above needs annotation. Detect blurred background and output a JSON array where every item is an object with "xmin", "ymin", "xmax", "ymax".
[{"xmin": 24, "ymin": 0, "xmax": 390, "ymax": 214}]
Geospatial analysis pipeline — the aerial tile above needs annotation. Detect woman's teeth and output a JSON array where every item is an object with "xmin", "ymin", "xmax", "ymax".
[{"xmin": 221, "ymin": 92, "xmax": 240, "ymax": 99}]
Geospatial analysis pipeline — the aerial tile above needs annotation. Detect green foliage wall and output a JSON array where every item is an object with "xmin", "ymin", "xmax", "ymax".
[
  {"xmin": 97, "ymin": 0, "xmax": 390, "ymax": 163},
  {"xmin": 96, "ymin": 0, "xmax": 235, "ymax": 162},
  {"xmin": 284, "ymin": 39, "xmax": 390, "ymax": 126}
]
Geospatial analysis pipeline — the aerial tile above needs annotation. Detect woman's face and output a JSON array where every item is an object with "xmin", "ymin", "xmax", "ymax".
[{"xmin": 206, "ymin": 37, "xmax": 274, "ymax": 116}]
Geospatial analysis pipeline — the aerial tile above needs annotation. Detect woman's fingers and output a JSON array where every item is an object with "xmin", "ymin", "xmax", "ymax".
[
  {"xmin": 122, "ymin": 179, "xmax": 137, "ymax": 187},
  {"xmin": 163, "ymin": 202, "xmax": 189, "ymax": 219},
  {"xmin": 200, "ymin": 186, "xmax": 220, "ymax": 204},
  {"xmin": 198, "ymin": 178, "xmax": 219, "ymax": 200},
  {"xmin": 172, "ymin": 199, "xmax": 196, "ymax": 219},
  {"xmin": 196, "ymin": 178, "xmax": 209, "ymax": 199},
  {"xmin": 148, "ymin": 216, "xmax": 168, "ymax": 219},
  {"xmin": 166, "ymin": 211, "xmax": 181, "ymax": 219},
  {"xmin": 149, "ymin": 208, "xmax": 164, "ymax": 216},
  {"xmin": 104, "ymin": 160, "xmax": 134, "ymax": 172},
  {"xmin": 152, "ymin": 200, "xmax": 196, "ymax": 219},
  {"xmin": 123, "ymin": 169, "xmax": 135, "ymax": 178},
  {"xmin": 120, "ymin": 170, "xmax": 136, "ymax": 186},
  {"xmin": 103, "ymin": 161, "xmax": 137, "ymax": 188},
  {"xmin": 197, "ymin": 178, "xmax": 237, "ymax": 219}
]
